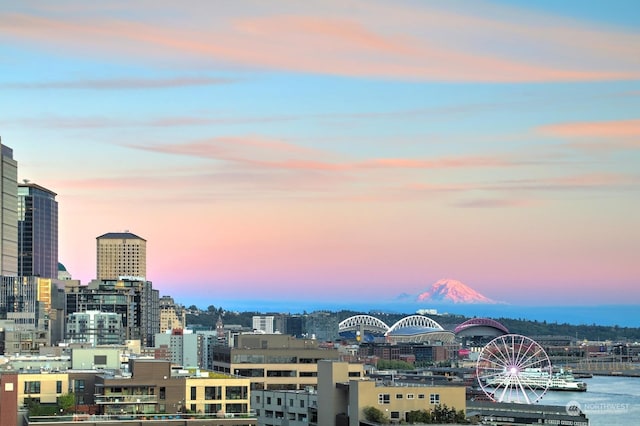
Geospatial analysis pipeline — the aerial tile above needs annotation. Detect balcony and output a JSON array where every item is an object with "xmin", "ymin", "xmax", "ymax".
[{"xmin": 93, "ymin": 394, "xmax": 157, "ymax": 405}]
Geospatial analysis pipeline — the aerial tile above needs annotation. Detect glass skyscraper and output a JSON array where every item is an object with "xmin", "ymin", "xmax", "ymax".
[{"xmin": 18, "ymin": 182, "xmax": 58, "ymax": 278}]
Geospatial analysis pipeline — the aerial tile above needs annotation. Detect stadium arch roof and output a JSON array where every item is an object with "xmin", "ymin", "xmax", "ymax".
[
  {"xmin": 338, "ymin": 314, "xmax": 390, "ymax": 335},
  {"xmin": 453, "ymin": 318, "xmax": 509, "ymax": 335},
  {"xmin": 385, "ymin": 315, "xmax": 455, "ymax": 344}
]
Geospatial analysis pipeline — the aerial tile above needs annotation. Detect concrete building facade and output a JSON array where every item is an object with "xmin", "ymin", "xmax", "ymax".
[
  {"xmin": 0, "ymin": 141, "xmax": 18, "ymax": 277},
  {"xmin": 251, "ymin": 388, "xmax": 317, "ymax": 426}
]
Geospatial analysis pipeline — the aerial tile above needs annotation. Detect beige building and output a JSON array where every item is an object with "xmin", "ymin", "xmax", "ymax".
[
  {"xmin": 159, "ymin": 296, "xmax": 186, "ymax": 333},
  {"xmin": 185, "ymin": 373, "xmax": 250, "ymax": 416},
  {"xmin": 210, "ymin": 334, "xmax": 364, "ymax": 391},
  {"xmin": 96, "ymin": 232, "xmax": 146, "ymax": 281},
  {"xmin": 17, "ymin": 371, "xmax": 69, "ymax": 407},
  {"xmin": 318, "ymin": 360, "xmax": 466, "ymax": 426}
]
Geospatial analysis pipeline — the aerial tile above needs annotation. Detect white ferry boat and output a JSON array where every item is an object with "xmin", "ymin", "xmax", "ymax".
[{"xmin": 486, "ymin": 368, "xmax": 587, "ymax": 392}]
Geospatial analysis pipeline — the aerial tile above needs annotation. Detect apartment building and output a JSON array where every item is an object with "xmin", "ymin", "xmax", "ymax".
[{"xmin": 210, "ymin": 334, "xmax": 364, "ymax": 391}]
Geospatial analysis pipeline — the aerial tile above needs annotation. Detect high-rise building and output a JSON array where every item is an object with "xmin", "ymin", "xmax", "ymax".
[
  {"xmin": 96, "ymin": 232, "xmax": 146, "ymax": 280},
  {"xmin": 18, "ymin": 182, "xmax": 58, "ymax": 278},
  {"xmin": 66, "ymin": 278, "xmax": 159, "ymax": 347},
  {"xmin": 0, "ymin": 140, "xmax": 18, "ymax": 276}
]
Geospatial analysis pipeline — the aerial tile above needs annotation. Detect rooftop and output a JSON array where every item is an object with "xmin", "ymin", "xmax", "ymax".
[{"xmin": 97, "ymin": 232, "xmax": 146, "ymax": 241}]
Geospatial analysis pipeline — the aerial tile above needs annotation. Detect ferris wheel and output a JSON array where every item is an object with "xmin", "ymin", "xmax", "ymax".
[{"xmin": 476, "ymin": 334, "xmax": 552, "ymax": 404}]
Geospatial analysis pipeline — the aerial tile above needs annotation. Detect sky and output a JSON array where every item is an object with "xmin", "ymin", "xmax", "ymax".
[{"xmin": 1, "ymin": 0, "xmax": 639, "ymax": 308}]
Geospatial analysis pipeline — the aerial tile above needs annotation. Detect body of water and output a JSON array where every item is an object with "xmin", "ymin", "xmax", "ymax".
[{"xmin": 539, "ymin": 375, "xmax": 640, "ymax": 425}]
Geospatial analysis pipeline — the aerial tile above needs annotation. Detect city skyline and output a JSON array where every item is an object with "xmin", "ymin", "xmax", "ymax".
[{"xmin": 1, "ymin": 1, "xmax": 639, "ymax": 307}]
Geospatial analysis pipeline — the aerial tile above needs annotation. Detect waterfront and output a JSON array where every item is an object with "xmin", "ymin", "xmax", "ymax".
[{"xmin": 539, "ymin": 375, "xmax": 640, "ymax": 425}]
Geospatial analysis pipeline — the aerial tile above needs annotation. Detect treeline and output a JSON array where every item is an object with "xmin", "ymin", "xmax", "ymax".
[
  {"xmin": 493, "ymin": 317, "xmax": 640, "ymax": 342},
  {"xmin": 185, "ymin": 306, "xmax": 640, "ymax": 342}
]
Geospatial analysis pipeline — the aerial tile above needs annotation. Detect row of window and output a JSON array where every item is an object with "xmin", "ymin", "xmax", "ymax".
[
  {"xmin": 189, "ymin": 386, "xmax": 248, "ymax": 401},
  {"xmin": 254, "ymin": 395, "xmax": 306, "ymax": 408},
  {"xmin": 378, "ymin": 393, "xmax": 440, "ymax": 404},
  {"xmin": 24, "ymin": 381, "xmax": 62, "ymax": 394}
]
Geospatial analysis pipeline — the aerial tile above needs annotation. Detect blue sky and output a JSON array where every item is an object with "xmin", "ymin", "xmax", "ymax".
[{"xmin": 1, "ymin": 0, "xmax": 638, "ymax": 307}]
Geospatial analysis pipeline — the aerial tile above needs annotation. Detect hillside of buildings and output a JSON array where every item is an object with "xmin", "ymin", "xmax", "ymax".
[{"xmin": 186, "ymin": 306, "xmax": 640, "ymax": 342}]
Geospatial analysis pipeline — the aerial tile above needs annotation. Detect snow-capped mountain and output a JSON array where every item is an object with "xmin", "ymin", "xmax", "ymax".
[{"xmin": 416, "ymin": 278, "xmax": 496, "ymax": 304}]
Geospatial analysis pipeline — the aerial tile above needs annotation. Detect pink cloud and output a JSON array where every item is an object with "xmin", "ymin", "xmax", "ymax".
[
  {"xmin": 539, "ymin": 119, "xmax": 640, "ymax": 151},
  {"xmin": 540, "ymin": 118, "xmax": 640, "ymax": 139},
  {"xmin": 2, "ymin": 1, "xmax": 639, "ymax": 82}
]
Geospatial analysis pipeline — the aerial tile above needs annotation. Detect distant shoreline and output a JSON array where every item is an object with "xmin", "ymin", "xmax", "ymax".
[{"xmin": 179, "ymin": 299, "xmax": 640, "ymax": 328}]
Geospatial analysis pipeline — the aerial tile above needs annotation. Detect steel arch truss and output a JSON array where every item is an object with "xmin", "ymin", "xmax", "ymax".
[
  {"xmin": 386, "ymin": 315, "xmax": 444, "ymax": 334},
  {"xmin": 338, "ymin": 315, "xmax": 390, "ymax": 334}
]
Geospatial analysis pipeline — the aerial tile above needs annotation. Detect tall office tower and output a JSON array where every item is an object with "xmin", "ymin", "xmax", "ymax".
[
  {"xmin": 18, "ymin": 182, "xmax": 58, "ymax": 278},
  {"xmin": 96, "ymin": 232, "xmax": 146, "ymax": 280},
  {"xmin": 0, "ymin": 140, "xmax": 18, "ymax": 276}
]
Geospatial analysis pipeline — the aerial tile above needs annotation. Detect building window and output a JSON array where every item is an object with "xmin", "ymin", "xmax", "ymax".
[
  {"xmin": 56, "ymin": 381, "xmax": 62, "ymax": 393},
  {"xmin": 24, "ymin": 381, "xmax": 41, "ymax": 394},
  {"xmin": 300, "ymin": 399, "xmax": 305, "ymax": 408},
  {"xmin": 226, "ymin": 386, "xmax": 247, "ymax": 400},
  {"xmin": 378, "ymin": 394, "xmax": 390, "ymax": 404},
  {"xmin": 430, "ymin": 393, "xmax": 440, "ymax": 405},
  {"xmin": 407, "ymin": 393, "xmax": 414, "ymax": 399},
  {"xmin": 190, "ymin": 387, "xmax": 197, "ymax": 400},
  {"xmin": 390, "ymin": 411, "xmax": 400, "ymax": 420},
  {"xmin": 396, "ymin": 394, "xmax": 403, "ymax": 399},
  {"xmin": 160, "ymin": 387, "xmax": 166, "ymax": 400},
  {"xmin": 418, "ymin": 394, "xmax": 425, "ymax": 399},
  {"xmin": 205, "ymin": 386, "xmax": 222, "ymax": 400}
]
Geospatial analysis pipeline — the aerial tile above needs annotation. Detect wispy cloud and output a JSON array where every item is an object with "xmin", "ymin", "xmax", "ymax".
[
  {"xmin": 540, "ymin": 118, "xmax": 640, "ymax": 138},
  {"xmin": 539, "ymin": 118, "xmax": 640, "ymax": 151},
  {"xmin": 127, "ymin": 138, "xmax": 532, "ymax": 172},
  {"xmin": 453, "ymin": 198, "xmax": 532, "ymax": 208},
  {"xmin": 2, "ymin": 1, "xmax": 639, "ymax": 82},
  {"xmin": 489, "ymin": 173, "xmax": 640, "ymax": 192},
  {"xmin": 0, "ymin": 76, "xmax": 234, "ymax": 90}
]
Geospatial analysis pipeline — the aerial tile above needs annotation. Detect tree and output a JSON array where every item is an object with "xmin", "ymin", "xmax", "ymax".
[
  {"xmin": 406, "ymin": 409, "xmax": 431, "ymax": 423},
  {"xmin": 58, "ymin": 393, "xmax": 76, "ymax": 413},
  {"xmin": 362, "ymin": 406, "xmax": 389, "ymax": 424},
  {"xmin": 376, "ymin": 359, "xmax": 415, "ymax": 370}
]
